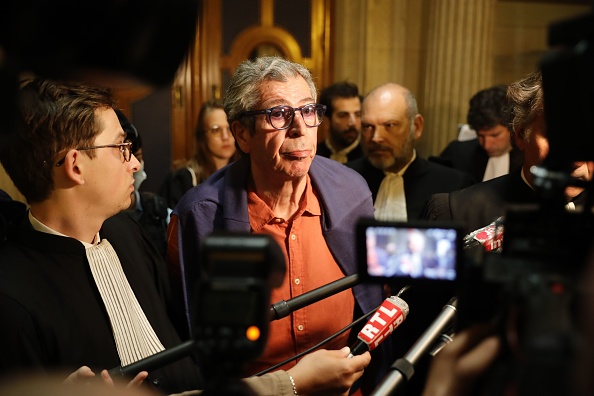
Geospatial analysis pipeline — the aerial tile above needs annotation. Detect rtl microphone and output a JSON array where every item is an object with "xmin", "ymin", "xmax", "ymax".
[{"xmin": 348, "ymin": 296, "xmax": 410, "ymax": 358}]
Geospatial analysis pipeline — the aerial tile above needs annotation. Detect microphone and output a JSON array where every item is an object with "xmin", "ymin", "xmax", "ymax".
[
  {"xmin": 108, "ymin": 339, "xmax": 196, "ymax": 378},
  {"xmin": 270, "ymin": 274, "xmax": 359, "ymax": 321},
  {"xmin": 370, "ymin": 297, "xmax": 458, "ymax": 396},
  {"xmin": 348, "ymin": 295, "xmax": 410, "ymax": 358},
  {"xmin": 463, "ymin": 218, "xmax": 504, "ymax": 252}
]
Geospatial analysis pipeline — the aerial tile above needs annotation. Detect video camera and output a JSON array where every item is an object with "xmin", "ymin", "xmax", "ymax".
[
  {"xmin": 191, "ymin": 232, "xmax": 286, "ymax": 391},
  {"xmin": 358, "ymin": 9, "xmax": 594, "ymax": 395}
]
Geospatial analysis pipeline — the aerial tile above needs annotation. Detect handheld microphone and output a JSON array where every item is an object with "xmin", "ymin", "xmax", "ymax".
[
  {"xmin": 108, "ymin": 339, "xmax": 196, "ymax": 378},
  {"xmin": 270, "ymin": 274, "xmax": 359, "ymax": 321},
  {"xmin": 370, "ymin": 297, "xmax": 458, "ymax": 396},
  {"xmin": 348, "ymin": 295, "xmax": 410, "ymax": 358}
]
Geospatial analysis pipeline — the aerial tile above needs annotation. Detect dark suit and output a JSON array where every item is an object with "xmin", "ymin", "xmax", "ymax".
[
  {"xmin": 435, "ymin": 139, "xmax": 524, "ymax": 183},
  {"xmin": 316, "ymin": 140, "xmax": 364, "ymax": 163},
  {"xmin": 346, "ymin": 156, "xmax": 474, "ymax": 220},
  {"xmin": 423, "ymin": 169, "xmax": 537, "ymax": 235}
]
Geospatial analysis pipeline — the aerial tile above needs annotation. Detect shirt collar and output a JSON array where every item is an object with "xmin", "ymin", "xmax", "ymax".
[
  {"xmin": 248, "ymin": 174, "xmax": 321, "ymax": 232},
  {"xmin": 324, "ymin": 134, "xmax": 361, "ymax": 155},
  {"xmin": 29, "ymin": 210, "xmax": 100, "ymax": 248}
]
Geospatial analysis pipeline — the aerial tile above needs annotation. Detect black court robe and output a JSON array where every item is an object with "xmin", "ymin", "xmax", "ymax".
[{"xmin": 0, "ymin": 215, "xmax": 202, "ymax": 394}]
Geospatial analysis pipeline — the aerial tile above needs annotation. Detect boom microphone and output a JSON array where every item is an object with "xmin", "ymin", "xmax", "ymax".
[
  {"xmin": 270, "ymin": 274, "xmax": 359, "ymax": 321},
  {"xmin": 348, "ymin": 295, "xmax": 410, "ymax": 358},
  {"xmin": 371, "ymin": 297, "xmax": 458, "ymax": 396}
]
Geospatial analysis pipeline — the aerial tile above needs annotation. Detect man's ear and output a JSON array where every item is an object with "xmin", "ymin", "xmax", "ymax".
[
  {"xmin": 413, "ymin": 114, "xmax": 424, "ymax": 140},
  {"xmin": 232, "ymin": 120, "xmax": 251, "ymax": 154},
  {"xmin": 513, "ymin": 130, "xmax": 526, "ymax": 151},
  {"xmin": 62, "ymin": 150, "xmax": 86, "ymax": 185}
]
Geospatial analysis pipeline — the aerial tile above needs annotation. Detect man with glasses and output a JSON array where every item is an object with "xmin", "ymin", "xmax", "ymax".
[
  {"xmin": 0, "ymin": 78, "xmax": 203, "ymax": 394},
  {"xmin": 168, "ymin": 56, "xmax": 391, "ymax": 394}
]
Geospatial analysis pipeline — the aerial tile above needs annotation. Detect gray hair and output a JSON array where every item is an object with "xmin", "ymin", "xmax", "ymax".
[
  {"xmin": 403, "ymin": 89, "xmax": 419, "ymax": 132},
  {"xmin": 223, "ymin": 56, "xmax": 318, "ymax": 131},
  {"xmin": 506, "ymin": 70, "xmax": 543, "ymax": 142}
]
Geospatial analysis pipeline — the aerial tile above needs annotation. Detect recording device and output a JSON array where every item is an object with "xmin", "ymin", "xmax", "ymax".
[
  {"xmin": 356, "ymin": 218, "xmax": 463, "ymax": 291},
  {"xmin": 446, "ymin": 10, "xmax": 594, "ymax": 396},
  {"xmin": 192, "ymin": 232, "xmax": 285, "ymax": 384},
  {"xmin": 348, "ymin": 295, "xmax": 410, "ymax": 358},
  {"xmin": 270, "ymin": 274, "xmax": 359, "ymax": 321},
  {"xmin": 370, "ymin": 298, "xmax": 458, "ymax": 396},
  {"xmin": 109, "ymin": 232, "xmax": 285, "ymax": 395}
]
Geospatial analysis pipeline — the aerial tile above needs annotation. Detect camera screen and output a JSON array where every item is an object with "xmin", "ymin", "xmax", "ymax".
[{"xmin": 357, "ymin": 219, "xmax": 462, "ymax": 283}]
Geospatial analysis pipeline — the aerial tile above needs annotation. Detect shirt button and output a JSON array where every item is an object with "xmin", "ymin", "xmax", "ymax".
[
  {"xmin": 297, "ymin": 325, "xmax": 304, "ymax": 331},
  {"xmin": 291, "ymin": 234, "xmax": 296, "ymax": 240},
  {"xmin": 294, "ymin": 278, "xmax": 300, "ymax": 285}
]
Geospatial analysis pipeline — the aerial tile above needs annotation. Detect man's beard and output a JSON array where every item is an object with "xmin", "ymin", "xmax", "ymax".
[
  {"xmin": 333, "ymin": 127, "xmax": 359, "ymax": 148},
  {"xmin": 367, "ymin": 136, "xmax": 415, "ymax": 172}
]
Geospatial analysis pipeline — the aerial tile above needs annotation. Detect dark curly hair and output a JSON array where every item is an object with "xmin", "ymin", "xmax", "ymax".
[{"xmin": 467, "ymin": 84, "xmax": 510, "ymax": 132}]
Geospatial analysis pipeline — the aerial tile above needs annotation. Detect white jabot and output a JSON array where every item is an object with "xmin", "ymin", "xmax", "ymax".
[
  {"xmin": 86, "ymin": 239, "xmax": 165, "ymax": 366},
  {"xmin": 29, "ymin": 212, "xmax": 165, "ymax": 366},
  {"xmin": 325, "ymin": 135, "xmax": 361, "ymax": 164},
  {"xmin": 483, "ymin": 152, "xmax": 510, "ymax": 181},
  {"xmin": 375, "ymin": 172, "xmax": 407, "ymax": 221},
  {"xmin": 374, "ymin": 151, "xmax": 416, "ymax": 221},
  {"xmin": 457, "ymin": 124, "xmax": 477, "ymax": 141}
]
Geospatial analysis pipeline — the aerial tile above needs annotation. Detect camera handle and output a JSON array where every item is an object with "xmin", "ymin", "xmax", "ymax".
[{"xmin": 370, "ymin": 297, "xmax": 458, "ymax": 396}]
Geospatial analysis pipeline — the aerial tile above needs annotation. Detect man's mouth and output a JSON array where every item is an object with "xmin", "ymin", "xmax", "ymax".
[{"xmin": 282, "ymin": 150, "xmax": 311, "ymax": 160}]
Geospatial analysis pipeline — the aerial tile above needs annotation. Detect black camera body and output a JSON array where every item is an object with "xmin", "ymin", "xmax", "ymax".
[{"xmin": 192, "ymin": 232, "xmax": 286, "ymax": 386}]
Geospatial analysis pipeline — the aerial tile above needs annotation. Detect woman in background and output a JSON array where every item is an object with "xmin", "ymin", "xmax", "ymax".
[{"xmin": 161, "ymin": 99, "xmax": 239, "ymax": 209}]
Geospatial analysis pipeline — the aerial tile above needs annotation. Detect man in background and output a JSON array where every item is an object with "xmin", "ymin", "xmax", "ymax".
[
  {"xmin": 347, "ymin": 82, "xmax": 473, "ymax": 222},
  {"xmin": 346, "ymin": 82, "xmax": 473, "ymax": 395},
  {"xmin": 316, "ymin": 81, "xmax": 365, "ymax": 163},
  {"xmin": 423, "ymin": 71, "xmax": 592, "ymax": 235},
  {"xmin": 436, "ymin": 85, "xmax": 523, "ymax": 183}
]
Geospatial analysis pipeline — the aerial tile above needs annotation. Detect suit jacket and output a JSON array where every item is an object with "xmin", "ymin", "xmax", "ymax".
[
  {"xmin": 316, "ymin": 140, "xmax": 365, "ymax": 163},
  {"xmin": 436, "ymin": 139, "xmax": 524, "ymax": 183},
  {"xmin": 346, "ymin": 156, "xmax": 474, "ymax": 220},
  {"xmin": 423, "ymin": 169, "xmax": 538, "ymax": 234},
  {"xmin": 172, "ymin": 154, "xmax": 392, "ymax": 388}
]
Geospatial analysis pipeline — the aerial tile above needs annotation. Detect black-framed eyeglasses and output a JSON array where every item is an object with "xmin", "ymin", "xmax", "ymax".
[
  {"xmin": 55, "ymin": 141, "xmax": 133, "ymax": 167},
  {"xmin": 239, "ymin": 103, "xmax": 326, "ymax": 130}
]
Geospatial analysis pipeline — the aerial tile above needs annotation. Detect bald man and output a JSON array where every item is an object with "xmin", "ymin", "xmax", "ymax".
[
  {"xmin": 346, "ymin": 82, "xmax": 473, "ymax": 221},
  {"xmin": 346, "ymin": 82, "xmax": 473, "ymax": 394}
]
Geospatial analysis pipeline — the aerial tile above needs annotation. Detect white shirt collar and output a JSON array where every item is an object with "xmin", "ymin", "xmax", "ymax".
[{"xmin": 28, "ymin": 210, "xmax": 100, "ymax": 248}]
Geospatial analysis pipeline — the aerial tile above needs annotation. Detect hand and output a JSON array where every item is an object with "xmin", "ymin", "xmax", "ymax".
[
  {"xmin": 421, "ymin": 323, "xmax": 501, "ymax": 396},
  {"xmin": 64, "ymin": 366, "xmax": 148, "ymax": 388},
  {"xmin": 64, "ymin": 366, "xmax": 96, "ymax": 383},
  {"xmin": 100, "ymin": 369, "xmax": 149, "ymax": 388},
  {"xmin": 287, "ymin": 346, "xmax": 371, "ymax": 396}
]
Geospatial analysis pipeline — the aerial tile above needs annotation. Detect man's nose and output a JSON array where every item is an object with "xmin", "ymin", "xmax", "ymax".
[
  {"xmin": 130, "ymin": 154, "xmax": 141, "ymax": 172},
  {"xmin": 288, "ymin": 113, "xmax": 307, "ymax": 136},
  {"xmin": 371, "ymin": 127, "xmax": 385, "ymax": 142},
  {"xmin": 348, "ymin": 114, "xmax": 357, "ymax": 126}
]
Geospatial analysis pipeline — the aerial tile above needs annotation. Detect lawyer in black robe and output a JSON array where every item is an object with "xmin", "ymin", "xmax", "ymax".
[{"xmin": 0, "ymin": 214, "xmax": 202, "ymax": 395}]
